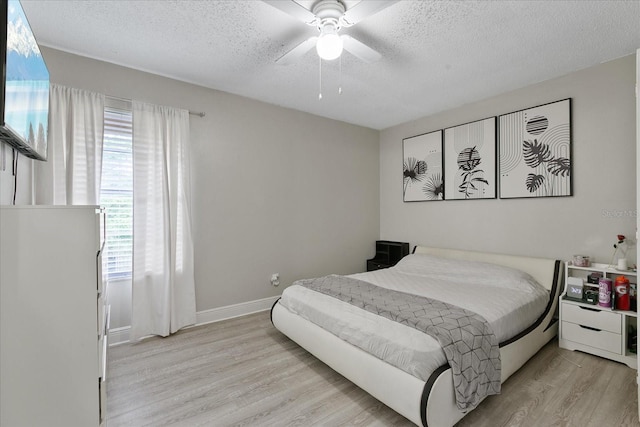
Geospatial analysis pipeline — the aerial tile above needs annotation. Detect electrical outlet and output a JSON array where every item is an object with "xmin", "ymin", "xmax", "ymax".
[{"xmin": 270, "ymin": 273, "xmax": 280, "ymax": 287}]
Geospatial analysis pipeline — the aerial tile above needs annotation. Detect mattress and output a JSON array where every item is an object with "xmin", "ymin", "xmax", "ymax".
[{"xmin": 278, "ymin": 253, "xmax": 549, "ymax": 382}]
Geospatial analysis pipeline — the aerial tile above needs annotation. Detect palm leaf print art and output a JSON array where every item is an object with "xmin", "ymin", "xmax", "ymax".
[
  {"xmin": 522, "ymin": 139, "xmax": 571, "ymax": 195},
  {"xmin": 403, "ymin": 157, "xmax": 427, "ymax": 195},
  {"xmin": 457, "ymin": 146, "xmax": 488, "ymax": 198},
  {"xmin": 547, "ymin": 157, "xmax": 571, "ymax": 177},
  {"xmin": 523, "ymin": 139, "xmax": 552, "ymax": 167},
  {"xmin": 526, "ymin": 174, "xmax": 545, "ymax": 192},
  {"xmin": 423, "ymin": 172, "xmax": 443, "ymax": 200},
  {"xmin": 499, "ymin": 99, "xmax": 571, "ymax": 198}
]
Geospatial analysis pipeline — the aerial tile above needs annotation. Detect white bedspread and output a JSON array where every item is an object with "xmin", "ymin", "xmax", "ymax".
[{"xmin": 278, "ymin": 253, "xmax": 549, "ymax": 382}]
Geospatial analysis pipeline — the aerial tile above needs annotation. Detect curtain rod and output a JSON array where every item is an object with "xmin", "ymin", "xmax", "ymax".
[{"xmin": 105, "ymin": 95, "xmax": 205, "ymax": 118}]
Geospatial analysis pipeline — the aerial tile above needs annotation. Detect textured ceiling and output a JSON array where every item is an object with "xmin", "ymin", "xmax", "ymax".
[{"xmin": 20, "ymin": 0, "xmax": 640, "ymax": 130}]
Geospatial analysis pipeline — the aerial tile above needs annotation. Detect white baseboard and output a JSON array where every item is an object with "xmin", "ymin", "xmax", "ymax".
[
  {"xmin": 108, "ymin": 295, "xmax": 281, "ymax": 346},
  {"xmin": 108, "ymin": 326, "xmax": 132, "ymax": 347},
  {"xmin": 195, "ymin": 295, "xmax": 281, "ymax": 326}
]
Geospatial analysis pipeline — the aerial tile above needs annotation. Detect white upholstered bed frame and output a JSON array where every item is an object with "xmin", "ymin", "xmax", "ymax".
[{"xmin": 270, "ymin": 246, "xmax": 564, "ymax": 427}]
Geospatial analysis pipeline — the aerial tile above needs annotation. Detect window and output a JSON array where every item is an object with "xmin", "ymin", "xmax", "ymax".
[{"xmin": 100, "ymin": 106, "xmax": 133, "ymax": 280}]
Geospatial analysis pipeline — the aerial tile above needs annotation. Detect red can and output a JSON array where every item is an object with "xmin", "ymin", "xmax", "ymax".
[{"xmin": 615, "ymin": 275, "xmax": 630, "ymax": 311}]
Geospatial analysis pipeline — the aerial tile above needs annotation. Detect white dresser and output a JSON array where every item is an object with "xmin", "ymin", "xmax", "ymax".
[{"xmin": 0, "ymin": 206, "xmax": 108, "ymax": 426}]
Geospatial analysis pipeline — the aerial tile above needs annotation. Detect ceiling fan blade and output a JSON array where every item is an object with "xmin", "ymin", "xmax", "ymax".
[
  {"xmin": 262, "ymin": 0, "xmax": 318, "ymax": 26},
  {"xmin": 341, "ymin": 35, "xmax": 381, "ymax": 63},
  {"xmin": 276, "ymin": 36, "xmax": 318, "ymax": 65},
  {"xmin": 341, "ymin": 0, "xmax": 400, "ymax": 26}
]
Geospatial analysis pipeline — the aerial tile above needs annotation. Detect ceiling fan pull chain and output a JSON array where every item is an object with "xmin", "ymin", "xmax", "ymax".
[
  {"xmin": 338, "ymin": 55, "xmax": 343, "ymax": 95},
  {"xmin": 318, "ymin": 57, "xmax": 323, "ymax": 100}
]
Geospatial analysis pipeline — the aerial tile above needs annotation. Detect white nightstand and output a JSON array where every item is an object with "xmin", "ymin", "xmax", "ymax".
[{"xmin": 559, "ymin": 261, "xmax": 637, "ymax": 369}]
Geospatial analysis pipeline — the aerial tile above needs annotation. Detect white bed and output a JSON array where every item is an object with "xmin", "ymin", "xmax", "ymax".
[{"xmin": 271, "ymin": 246, "xmax": 564, "ymax": 427}]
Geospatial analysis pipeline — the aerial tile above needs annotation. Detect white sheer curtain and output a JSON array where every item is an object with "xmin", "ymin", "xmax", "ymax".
[
  {"xmin": 34, "ymin": 84, "xmax": 104, "ymax": 205},
  {"xmin": 131, "ymin": 101, "xmax": 196, "ymax": 340}
]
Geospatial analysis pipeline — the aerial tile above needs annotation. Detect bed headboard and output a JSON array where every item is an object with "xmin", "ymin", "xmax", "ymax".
[{"xmin": 412, "ymin": 245, "xmax": 562, "ymax": 292}]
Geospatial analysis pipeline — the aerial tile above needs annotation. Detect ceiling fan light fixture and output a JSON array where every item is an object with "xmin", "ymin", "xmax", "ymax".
[{"xmin": 316, "ymin": 24, "xmax": 343, "ymax": 60}]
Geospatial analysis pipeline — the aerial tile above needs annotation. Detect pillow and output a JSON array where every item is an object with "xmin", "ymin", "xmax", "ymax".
[{"xmin": 393, "ymin": 253, "xmax": 546, "ymax": 294}]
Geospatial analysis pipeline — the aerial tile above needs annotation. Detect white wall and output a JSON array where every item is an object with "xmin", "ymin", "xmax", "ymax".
[
  {"xmin": 380, "ymin": 54, "xmax": 637, "ymax": 265},
  {"xmin": 2, "ymin": 47, "xmax": 380, "ymax": 327},
  {"xmin": 0, "ymin": 146, "xmax": 33, "ymax": 205}
]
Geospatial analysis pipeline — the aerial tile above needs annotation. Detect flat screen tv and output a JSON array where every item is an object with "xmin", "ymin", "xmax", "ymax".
[{"xmin": 0, "ymin": 0, "xmax": 49, "ymax": 161}]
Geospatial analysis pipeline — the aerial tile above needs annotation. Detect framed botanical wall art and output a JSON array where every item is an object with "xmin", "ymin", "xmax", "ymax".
[
  {"xmin": 402, "ymin": 130, "xmax": 443, "ymax": 202},
  {"xmin": 499, "ymin": 99, "xmax": 572, "ymax": 199},
  {"xmin": 444, "ymin": 117, "xmax": 496, "ymax": 200}
]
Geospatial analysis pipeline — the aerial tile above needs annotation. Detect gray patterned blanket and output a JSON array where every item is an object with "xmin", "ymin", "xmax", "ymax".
[{"xmin": 299, "ymin": 274, "xmax": 501, "ymax": 412}]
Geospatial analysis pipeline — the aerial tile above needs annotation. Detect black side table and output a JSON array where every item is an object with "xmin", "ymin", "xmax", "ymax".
[{"xmin": 366, "ymin": 240, "xmax": 410, "ymax": 271}]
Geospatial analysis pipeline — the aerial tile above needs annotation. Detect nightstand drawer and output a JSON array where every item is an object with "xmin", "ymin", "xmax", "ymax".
[
  {"xmin": 561, "ymin": 321, "xmax": 622, "ymax": 354},
  {"xmin": 562, "ymin": 303, "xmax": 621, "ymax": 333}
]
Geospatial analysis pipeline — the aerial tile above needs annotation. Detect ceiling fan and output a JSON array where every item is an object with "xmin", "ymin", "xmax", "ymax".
[{"xmin": 263, "ymin": 0, "xmax": 399, "ymax": 64}]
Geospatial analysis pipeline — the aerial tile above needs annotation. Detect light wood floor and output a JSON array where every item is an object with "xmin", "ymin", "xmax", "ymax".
[{"xmin": 107, "ymin": 311, "xmax": 640, "ymax": 426}]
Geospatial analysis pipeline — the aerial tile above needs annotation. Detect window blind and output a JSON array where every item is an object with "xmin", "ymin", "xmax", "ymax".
[{"xmin": 100, "ymin": 107, "xmax": 133, "ymax": 280}]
